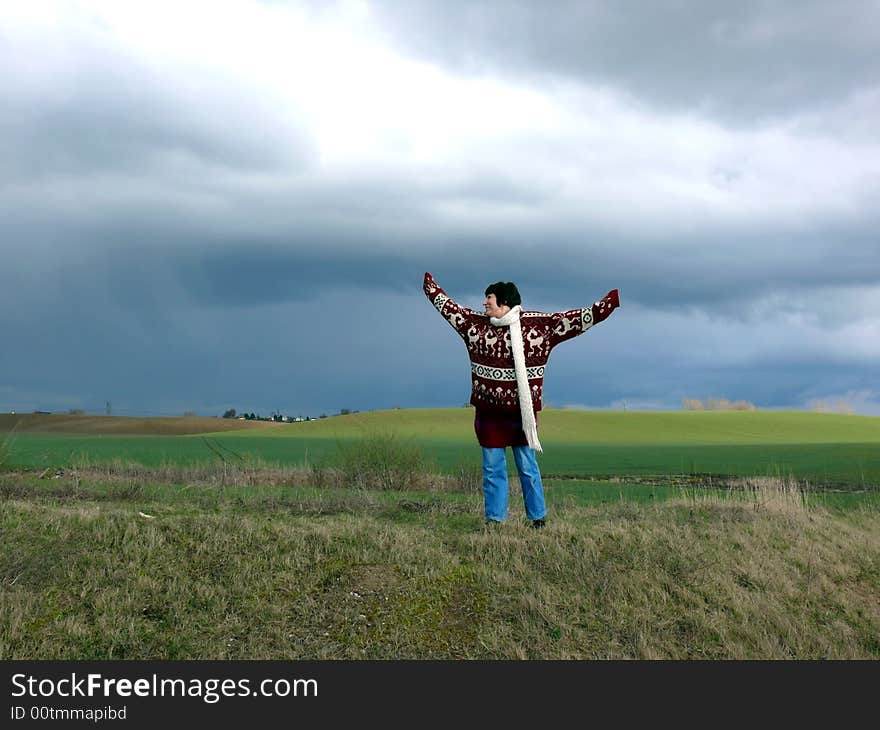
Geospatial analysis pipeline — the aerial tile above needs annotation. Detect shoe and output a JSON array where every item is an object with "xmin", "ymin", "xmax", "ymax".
[
  {"xmin": 484, "ymin": 519, "xmax": 502, "ymax": 528},
  {"xmin": 531, "ymin": 519, "xmax": 546, "ymax": 529}
]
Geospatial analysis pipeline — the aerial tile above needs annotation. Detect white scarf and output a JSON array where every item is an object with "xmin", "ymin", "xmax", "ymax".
[{"xmin": 490, "ymin": 305, "xmax": 543, "ymax": 452}]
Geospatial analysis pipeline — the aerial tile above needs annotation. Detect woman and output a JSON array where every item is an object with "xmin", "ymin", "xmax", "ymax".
[{"xmin": 423, "ymin": 272, "xmax": 619, "ymax": 527}]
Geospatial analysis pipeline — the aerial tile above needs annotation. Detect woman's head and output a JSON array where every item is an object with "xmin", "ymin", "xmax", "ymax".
[{"xmin": 483, "ymin": 281, "xmax": 521, "ymax": 317}]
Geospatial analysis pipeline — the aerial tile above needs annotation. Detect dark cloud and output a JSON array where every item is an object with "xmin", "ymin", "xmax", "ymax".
[
  {"xmin": 3, "ymin": 188, "xmax": 878, "ymax": 318},
  {"xmin": 369, "ymin": 0, "xmax": 880, "ymax": 125},
  {"xmin": 4, "ymin": 240, "xmax": 879, "ymax": 415},
  {"xmin": 0, "ymin": 280, "xmax": 645, "ymax": 415}
]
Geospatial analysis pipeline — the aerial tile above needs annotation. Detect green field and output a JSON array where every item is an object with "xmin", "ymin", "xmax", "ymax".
[{"xmin": 3, "ymin": 409, "xmax": 880, "ymax": 489}]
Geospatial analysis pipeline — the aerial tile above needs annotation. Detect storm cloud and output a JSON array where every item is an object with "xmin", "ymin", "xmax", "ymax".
[{"xmin": 370, "ymin": 0, "xmax": 880, "ymax": 124}]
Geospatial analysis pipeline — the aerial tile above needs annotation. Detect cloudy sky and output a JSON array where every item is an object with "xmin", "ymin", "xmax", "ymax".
[{"xmin": 2, "ymin": 0, "xmax": 879, "ymax": 418}]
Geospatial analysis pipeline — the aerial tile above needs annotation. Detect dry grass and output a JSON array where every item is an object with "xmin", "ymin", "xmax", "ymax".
[
  {"xmin": 1, "ymin": 471, "xmax": 878, "ymax": 660},
  {"xmin": 732, "ymin": 475, "xmax": 811, "ymax": 514},
  {"xmin": 3, "ymin": 455, "xmax": 481, "ymax": 497},
  {"xmin": 682, "ymin": 397, "xmax": 757, "ymax": 411}
]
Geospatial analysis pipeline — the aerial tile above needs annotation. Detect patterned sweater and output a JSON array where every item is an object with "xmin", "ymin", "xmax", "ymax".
[{"xmin": 424, "ymin": 272, "xmax": 619, "ymax": 415}]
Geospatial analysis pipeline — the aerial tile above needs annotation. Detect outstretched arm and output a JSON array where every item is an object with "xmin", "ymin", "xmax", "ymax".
[
  {"xmin": 423, "ymin": 272, "xmax": 480, "ymax": 338},
  {"xmin": 549, "ymin": 289, "xmax": 620, "ymax": 347}
]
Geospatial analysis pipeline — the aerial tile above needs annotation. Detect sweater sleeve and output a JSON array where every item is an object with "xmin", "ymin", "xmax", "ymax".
[
  {"xmin": 423, "ymin": 272, "xmax": 479, "ymax": 338},
  {"xmin": 548, "ymin": 289, "xmax": 620, "ymax": 348}
]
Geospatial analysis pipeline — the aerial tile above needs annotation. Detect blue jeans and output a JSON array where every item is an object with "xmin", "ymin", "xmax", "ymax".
[{"xmin": 482, "ymin": 446, "xmax": 547, "ymax": 522}]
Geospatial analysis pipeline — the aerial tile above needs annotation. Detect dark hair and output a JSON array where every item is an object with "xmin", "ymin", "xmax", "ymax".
[{"xmin": 484, "ymin": 281, "xmax": 521, "ymax": 307}]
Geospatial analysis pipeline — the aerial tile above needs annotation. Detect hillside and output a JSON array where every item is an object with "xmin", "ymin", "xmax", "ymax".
[
  {"xmin": 219, "ymin": 407, "xmax": 880, "ymax": 446},
  {"xmin": 0, "ymin": 413, "xmax": 285, "ymax": 436},
  {"xmin": 5, "ymin": 409, "xmax": 880, "ymax": 487},
  {"xmin": 5, "ymin": 408, "xmax": 880, "ymax": 445}
]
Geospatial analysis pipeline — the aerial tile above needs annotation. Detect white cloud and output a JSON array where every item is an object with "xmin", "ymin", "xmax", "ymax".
[{"xmin": 8, "ymin": 1, "xmax": 878, "ymax": 236}]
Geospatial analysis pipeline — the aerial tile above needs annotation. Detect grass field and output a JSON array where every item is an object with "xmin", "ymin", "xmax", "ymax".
[
  {"xmin": 2, "ymin": 465, "xmax": 878, "ymax": 659},
  {"xmin": 3, "ymin": 409, "xmax": 880, "ymax": 489},
  {"xmin": 3, "ymin": 411, "xmax": 879, "ymax": 659}
]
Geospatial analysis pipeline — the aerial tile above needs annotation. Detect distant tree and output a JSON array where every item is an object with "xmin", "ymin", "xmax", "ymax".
[
  {"xmin": 339, "ymin": 408, "xmax": 351, "ymax": 415},
  {"xmin": 223, "ymin": 408, "xmax": 237, "ymax": 419},
  {"xmin": 183, "ymin": 410, "xmax": 197, "ymax": 417},
  {"xmin": 67, "ymin": 408, "xmax": 85, "ymax": 415},
  {"xmin": 320, "ymin": 413, "xmax": 327, "ymax": 419}
]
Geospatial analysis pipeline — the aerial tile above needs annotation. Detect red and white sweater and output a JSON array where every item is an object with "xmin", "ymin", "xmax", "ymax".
[{"xmin": 423, "ymin": 272, "xmax": 619, "ymax": 415}]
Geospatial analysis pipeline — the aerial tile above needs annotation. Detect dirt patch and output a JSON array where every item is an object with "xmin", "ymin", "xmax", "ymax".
[{"xmin": 346, "ymin": 563, "xmax": 404, "ymax": 597}]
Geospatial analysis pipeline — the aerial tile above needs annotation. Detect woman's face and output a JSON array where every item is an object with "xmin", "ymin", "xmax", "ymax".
[{"xmin": 483, "ymin": 293, "xmax": 510, "ymax": 318}]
